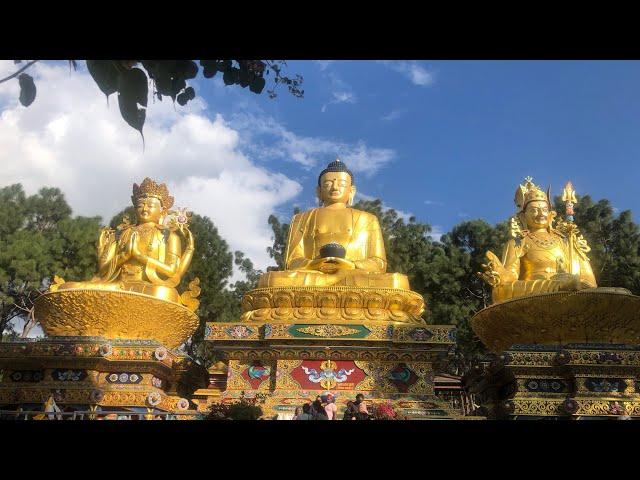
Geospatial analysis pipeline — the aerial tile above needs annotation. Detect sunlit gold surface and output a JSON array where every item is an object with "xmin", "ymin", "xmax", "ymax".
[
  {"xmin": 249, "ymin": 160, "xmax": 424, "ymax": 326},
  {"xmin": 471, "ymin": 288, "xmax": 639, "ymax": 353},
  {"xmin": 479, "ymin": 178, "xmax": 596, "ymax": 304},
  {"xmin": 240, "ymin": 285, "xmax": 425, "ymax": 324},
  {"xmin": 52, "ymin": 178, "xmax": 199, "ymax": 312},
  {"xmin": 258, "ymin": 163, "xmax": 410, "ymax": 289},
  {"xmin": 34, "ymin": 289, "xmax": 199, "ymax": 349}
]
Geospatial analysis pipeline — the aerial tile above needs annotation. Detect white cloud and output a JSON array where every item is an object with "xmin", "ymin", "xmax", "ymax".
[
  {"xmin": 321, "ymin": 71, "xmax": 357, "ymax": 112},
  {"xmin": 424, "ymin": 200, "xmax": 444, "ymax": 206},
  {"xmin": 356, "ymin": 192, "xmax": 414, "ymax": 223},
  {"xmin": 430, "ymin": 226, "xmax": 445, "ymax": 242},
  {"xmin": 230, "ymin": 113, "xmax": 396, "ymax": 176},
  {"xmin": 316, "ymin": 60, "xmax": 334, "ymax": 71},
  {"xmin": 379, "ymin": 61, "xmax": 434, "ymax": 87},
  {"xmin": 0, "ymin": 61, "xmax": 301, "ymax": 273},
  {"xmin": 381, "ymin": 108, "xmax": 406, "ymax": 121}
]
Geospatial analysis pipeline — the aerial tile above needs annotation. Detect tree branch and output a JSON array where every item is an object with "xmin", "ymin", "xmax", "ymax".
[{"xmin": 0, "ymin": 60, "xmax": 40, "ymax": 85}]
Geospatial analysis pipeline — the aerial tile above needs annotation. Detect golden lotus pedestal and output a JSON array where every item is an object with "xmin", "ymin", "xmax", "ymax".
[
  {"xmin": 0, "ymin": 290, "xmax": 207, "ymax": 419},
  {"xmin": 202, "ymin": 286, "xmax": 465, "ymax": 419},
  {"xmin": 34, "ymin": 289, "xmax": 199, "ymax": 350},
  {"xmin": 467, "ymin": 289, "xmax": 640, "ymax": 419}
]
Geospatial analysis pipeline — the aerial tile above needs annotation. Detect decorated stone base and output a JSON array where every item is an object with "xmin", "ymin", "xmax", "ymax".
[
  {"xmin": 465, "ymin": 343, "xmax": 640, "ymax": 419},
  {"xmin": 203, "ymin": 321, "xmax": 465, "ymax": 419},
  {"xmin": 0, "ymin": 337, "xmax": 208, "ymax": 419}
]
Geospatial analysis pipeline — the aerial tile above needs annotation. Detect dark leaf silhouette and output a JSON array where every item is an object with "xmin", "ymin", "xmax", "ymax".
[
  {"xmin": 117, "ymin": 67, "xmax": 148, "ymax": 135},
  {"xmin": 86, "ymin": 60, "xmax": 119, "ymax": 97},
  {"xmin": 18, "ymin": 73, "xmax": 36, "ymax": 107}
]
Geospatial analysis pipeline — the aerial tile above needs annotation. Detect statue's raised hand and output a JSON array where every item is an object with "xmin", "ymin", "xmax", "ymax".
[
  {"xmin": 129, "ymin": 232, "xmax": 146, "ymax": 262},
  {"xmin": 478, "ymin": 251, "xmax": 508, "ymax": 287},
  {"xmin": 181, "ymin": 226, "xmax": 195, "ymax": 252}
]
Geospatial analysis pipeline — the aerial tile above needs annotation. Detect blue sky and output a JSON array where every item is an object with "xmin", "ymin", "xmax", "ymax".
[
  {"xmin": 197, "ymin": 60, "xmax": 640, "ymax": 236},
  {"xmin": 0, "ymin": 60, "xmax": 638, "ymax": 271}
]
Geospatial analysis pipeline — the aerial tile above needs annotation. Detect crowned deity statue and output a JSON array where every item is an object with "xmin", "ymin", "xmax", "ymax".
[
  {"xmin": 258, "ymin": 159, "xmax": 410, "ymax": 290},
  {"xmin": 53, "ymin": 178, "xmax": 199, "ymax": 310},
  {"xmin": 479, "ymin": 177, "xmax": 596, "ymax": 304}
]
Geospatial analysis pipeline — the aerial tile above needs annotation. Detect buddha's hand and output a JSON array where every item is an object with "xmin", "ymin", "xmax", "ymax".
[
  {"xmin": 129, "ymin": 232, "xmax": 146, "ymax": 262},
  {"xmin": 308, "ymin": 257, "xmax": 356, "ymax": 273},
  {"xmin": 478, "ymin": 251, "xmax": 508, "ymax": 287},
  {"xmin": 97, "ymin": 228, "xmax": 115, "ymax": 258},
  {"xmin": 181, "ymin": 227, "xmax": 195, "ymax": 252}
]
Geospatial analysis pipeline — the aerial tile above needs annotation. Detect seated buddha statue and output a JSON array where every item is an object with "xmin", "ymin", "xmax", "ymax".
[
  {"xmin": 54, "ymin": 178, "xmax": 196, "ymax": 307},
  {"xmin": 258, "ymin": 159, "xmax": 410, "ymax": 290},
  {"xmin": 479, "ymin": 177, "xmax": 597, "ymax": 304}
]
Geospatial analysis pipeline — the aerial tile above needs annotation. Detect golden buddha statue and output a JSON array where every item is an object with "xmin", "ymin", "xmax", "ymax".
[
  {"xmin": 258, "ymin": 159, "xmax": 409, "ymax": 290},
  {"xmin": 37, "ymin": 178, "xmax": 200, "ymax": 348},
  {"xmin": 53, "ymin": 178, "xmax": 198, "ymax": 310},
  {"xmin": 479, "ymin": 177, "xmax": 596, "ymax": 304}
]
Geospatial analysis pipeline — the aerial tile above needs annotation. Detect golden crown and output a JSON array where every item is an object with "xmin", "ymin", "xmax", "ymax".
[
  {"xmin": 131, "ymin": 178, "xmax": 174, "ymax": 209},
  {"xmin": 514, "ymin": 176, "xmax": 549, "ymax": 211}
]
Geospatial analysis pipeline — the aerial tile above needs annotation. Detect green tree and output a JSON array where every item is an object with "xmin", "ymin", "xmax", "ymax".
[
  {"xmin": 0, "ymin": 184, "xmax": 101, "ymax": 339},
  {"xmin": 553, "ymin": 195, "xmax": 640, "ymax": 294}
]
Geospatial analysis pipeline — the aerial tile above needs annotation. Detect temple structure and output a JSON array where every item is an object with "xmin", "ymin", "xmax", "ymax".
[
  {"xmin": 467, "ymin": 178, "xmax": 640, "ymax": 419},
  {"xmin": 0, "ymin": 179, "xmax": 207, "ymax": 419},
  {"xmin": 202, "ymin": 160, "xmax": 462, "ymax": 419},
  {"xmin": 2, "ymin": 170, "xmax": 637, "ymax": 421}
]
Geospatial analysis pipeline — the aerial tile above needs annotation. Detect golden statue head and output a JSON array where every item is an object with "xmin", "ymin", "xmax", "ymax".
[
  {"xmin": 131, "ymin": 178, "xmax": 174, "ymax": 224},
  {"xmin": 316, "ymin": 158, "xmax": 356, "ymax": 206},
  {"xmin": 514, "ymin": 177, "xmax": 555, "ymax": 230}
]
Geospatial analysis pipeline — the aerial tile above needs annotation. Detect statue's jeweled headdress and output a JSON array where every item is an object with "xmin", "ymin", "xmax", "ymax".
[
  {"xmin": 131, "ymin": 178, "xmax": 174, "ymax": 209},
  {"xmin": 318, "ymin": 158, "xmax": 354, "ymax": 186},
  {"xmin": 514, "ymin": 176, "xmax": 550, "ymax": 212}
]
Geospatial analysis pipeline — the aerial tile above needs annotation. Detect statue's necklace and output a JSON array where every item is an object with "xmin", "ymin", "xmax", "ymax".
[{"xmin": 528, "ymin": 231, "xmax": 560, "ymax": 249}]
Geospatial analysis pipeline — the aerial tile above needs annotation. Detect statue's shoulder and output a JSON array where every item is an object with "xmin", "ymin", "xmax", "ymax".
[
  {"xmin": 351, "ymin": 208, "xmax": 380, "ymax": 228},
  {"xmin": 289, "ymin": 209, "xmax": 314, "ymax": 232},
  {"xmin": 350, "ymin": 208, "xmax": 380, "ymax": 225}
]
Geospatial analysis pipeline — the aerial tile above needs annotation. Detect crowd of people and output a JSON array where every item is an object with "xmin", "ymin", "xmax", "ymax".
[{"xmin": 291, "ymin": 393, "xmax": 372, "ymax": 420}]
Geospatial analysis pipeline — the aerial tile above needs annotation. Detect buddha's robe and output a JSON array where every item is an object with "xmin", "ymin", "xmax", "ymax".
[
  {"xmin": 492, "ymin": 229, "xmax": 597, "ymax": 303},
  {"xmin": 258, "ymin": 207, "xmax": 410, "ymax": 289}
]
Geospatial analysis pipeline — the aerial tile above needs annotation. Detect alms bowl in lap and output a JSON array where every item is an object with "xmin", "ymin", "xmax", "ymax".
[
  {"xmin": 34, "ymin": 288, "xmax": 199, "ymax": 349},
  {"xmin": 471, "ymin": 288, "xmax": 640, "ymax": 353}
]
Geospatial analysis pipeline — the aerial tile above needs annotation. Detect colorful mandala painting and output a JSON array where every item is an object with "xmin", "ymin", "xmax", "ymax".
[
  {"xmin": 225, "ymin": 325, "xmax": 255, "ymax": 339},
  {"xmin": 388, "ymin": 363, "xmax": 419, "ymax": 393}
]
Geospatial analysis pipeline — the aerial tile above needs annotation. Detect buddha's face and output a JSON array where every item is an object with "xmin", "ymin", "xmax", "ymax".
[
  {"xmin": 136, "ymin": 196, "xmax": 163, "ymax": 224},
  {"xmin": 524, "ymin": 200, "xmax": 550, "ymax": 230},
  {"xmin": 317, "ymin": 171, "xmax": 355, "ymax": 206}
]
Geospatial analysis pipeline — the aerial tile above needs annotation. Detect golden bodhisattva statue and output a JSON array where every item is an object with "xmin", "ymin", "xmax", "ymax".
[
  {"xmin": 479, "ymin": 177, "xmax": 596, "ymax": 304},
  {"xmin": 259, "ymin": 159, "xmax": 409, "ymax": 290},
  {"xmin": 241, "ymin": 159, "xmax": 424, "ymax": 325},
  {"xmin": 36, "ymin": 178, "xmax": 200, "ymax": 348},
  {"xmin": 54, "ymin": 178, "xmax": 198, "ymax": 309}
]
